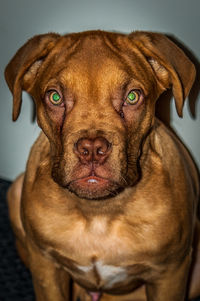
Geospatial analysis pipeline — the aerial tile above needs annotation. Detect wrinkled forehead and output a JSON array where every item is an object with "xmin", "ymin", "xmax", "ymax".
[{"xmin": 41, "ymin": 32, "xmax": 155, "ymax": 95}]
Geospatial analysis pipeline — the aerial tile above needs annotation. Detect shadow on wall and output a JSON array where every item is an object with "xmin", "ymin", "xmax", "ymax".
[
  {"xmin": 155, "ymin": 34, "xmax": 200, "ymax": 124},
  {"xmin": 155, "ymin": 35, "xmax": 200, "ymax": 218}
]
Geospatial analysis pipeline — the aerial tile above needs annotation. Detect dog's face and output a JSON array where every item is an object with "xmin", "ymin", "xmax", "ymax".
[
  {"xmin": 32, "ymin": 33, "xmax": 160, "ymax": 199},
  {"xmin": 5, "ymin": 31, "xmax": 195, "ymax": 200}
]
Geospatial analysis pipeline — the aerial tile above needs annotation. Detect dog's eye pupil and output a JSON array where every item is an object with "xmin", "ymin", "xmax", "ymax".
[
  {"xmin": 52, "ymin": 92, "xmax": 60, "ymax": 102},
  {"xmin": 49, "ymin": 91, "xmax": 62, "ymax": 105},
  {"xmin": 128, "ymin": 92, "xmax": 136, "ymax": 101},
  {"xmin": 125, "ymin": 90, "xmax": 140, "ymax": 105}
]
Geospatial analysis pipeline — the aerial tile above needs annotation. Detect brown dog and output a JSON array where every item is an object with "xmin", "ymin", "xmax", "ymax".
[{"xmin": 5, "ymin": 30, "xmax": 200, "ymax": 301}]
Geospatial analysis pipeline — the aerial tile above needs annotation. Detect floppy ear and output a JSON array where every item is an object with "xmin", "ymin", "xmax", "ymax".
[
  {"xmin": 4, "ymin": 33, "xmax": 60, "ymax": 121},
  {"xmin": 130, "ymin": 31, "xmax": 196, "ymax": 117}
]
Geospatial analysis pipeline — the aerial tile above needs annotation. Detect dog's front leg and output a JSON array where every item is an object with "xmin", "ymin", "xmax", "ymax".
[
  {"xmin": 28, "ymin": 240, "xmax": 71, "ymax": 301},
  {"xmin": 145, "ymin": 253, "xmax": 191, "ymax": 301}
]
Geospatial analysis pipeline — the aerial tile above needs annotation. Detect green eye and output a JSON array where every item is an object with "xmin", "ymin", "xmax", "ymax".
[
  {"xmin": 49, "ymin": 91, "xmax": 62, "ymax": 105},
  {"xmin": 125, "ymin": 90, "xmax": 140, "ymax": 105}
]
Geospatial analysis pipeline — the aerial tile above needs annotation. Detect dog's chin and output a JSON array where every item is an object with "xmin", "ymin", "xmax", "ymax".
[{"xmin": 67, "ymin": 176, "xmax": 123, "ymax": 200}]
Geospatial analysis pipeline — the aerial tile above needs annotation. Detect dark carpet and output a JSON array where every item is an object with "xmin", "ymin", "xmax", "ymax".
[
  {"xmin": 0, "ymin": 179, "xmax": 34, "ymax": 301},
  {"xmin": 0, "ymin": 178, "xmax": 199, "ymax": 301}
]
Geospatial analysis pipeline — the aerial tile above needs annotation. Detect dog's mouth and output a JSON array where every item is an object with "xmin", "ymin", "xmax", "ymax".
[
  {"xmin": 73, "ymin": 175, "xmax": 109, "ymax": 186},
  {"xmin": 67, "ymin": 175, "xmax": 122, "ymax": 200}
]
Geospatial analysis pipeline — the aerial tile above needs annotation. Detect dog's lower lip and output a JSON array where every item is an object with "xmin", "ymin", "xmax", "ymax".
[
  {"xmin": 67, "ymin": 175, "xmax": 119, "ymax": 199},
  {"xmin": 75, "ymin": 176, "xmax": 108, "ymax": 185}
]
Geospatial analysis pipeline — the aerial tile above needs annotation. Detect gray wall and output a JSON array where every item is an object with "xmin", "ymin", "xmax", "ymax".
[{"xmin": 0, "ymin": 0, "xmax": 200, "ymax": 180}]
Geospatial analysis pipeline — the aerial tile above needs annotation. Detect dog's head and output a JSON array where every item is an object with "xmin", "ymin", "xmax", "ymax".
[{"xmin": 5, "ymin": 31, "xmax": 195, "ymax": 200}]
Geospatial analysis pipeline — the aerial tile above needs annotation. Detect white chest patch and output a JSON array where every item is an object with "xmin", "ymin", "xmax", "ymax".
[{"xmin": 78, "ymin": 260, "xmax": 128, "ymax": 288}]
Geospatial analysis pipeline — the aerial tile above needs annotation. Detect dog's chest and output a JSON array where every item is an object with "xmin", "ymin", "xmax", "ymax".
[{"xmin": 50, "ymin": 216, "xmax": 135, "ymax": 289}]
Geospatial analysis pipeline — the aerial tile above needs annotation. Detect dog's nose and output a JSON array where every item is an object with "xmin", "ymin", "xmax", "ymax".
[{"xmin": 75, "ymin": 137, "xmax": 112, "ymax": 164}]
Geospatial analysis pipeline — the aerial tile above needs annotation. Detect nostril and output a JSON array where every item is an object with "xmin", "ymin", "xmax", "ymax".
[
  {"xmin": 82, "ymin": 148, "xmax": 89, "ymax": 156},
  {"xmin": 75, "ymin": 138, "xmax": 92, "ymax": 156},
  {"xmin": 97, "ymin": 148, "xmax": 105, "ymax": 155},
  {"xmin": 93, "ymin": 138, "xmax": 112, "ymax": 163}
]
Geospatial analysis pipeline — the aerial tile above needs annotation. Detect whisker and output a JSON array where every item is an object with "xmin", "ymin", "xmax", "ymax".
[
  {"xmin": 105, "ymin": 189, "xmax": 118, "ymax": 197},
  {"xmin": 119, "ymin": 175, "xmax": 128, "ymax": 186}
]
